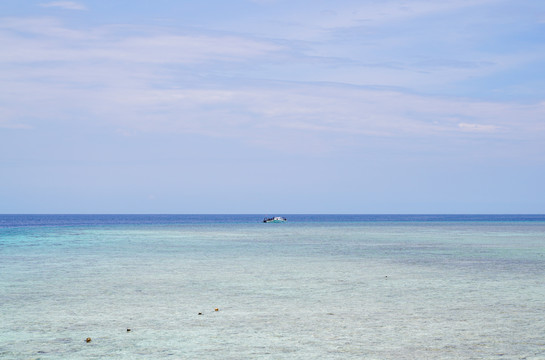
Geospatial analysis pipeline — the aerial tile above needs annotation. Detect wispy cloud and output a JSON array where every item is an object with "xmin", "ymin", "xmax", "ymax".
[
  {"xmin": 0, "ymin": 17, "xmax": 93, "ymax": 43},
  {"xmin": 458, "ymin": 123, "xmax": 498, "ymax": 132},
  {"xmin": 1, "ymin": 1, "xmax": 544, "ymax": 213},
  {"xmin": 1, "ymin": 8, "xmax": 544, "ymax": 157},
  {"xmin": 39, "ymin": 1, "xmax": 87, "ymax": 11},
  {"xmin": 0, "ymin": 18, "xmax": 283, "ymax": 64},
  {"xmin": 0, "ymin": 120, "xmax": 33, "ymax": 130}
]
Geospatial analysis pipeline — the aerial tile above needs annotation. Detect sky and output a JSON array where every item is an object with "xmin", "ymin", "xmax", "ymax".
[{"xmin": 1, "ymin": 0, "xmax": 544, "ymax": 214}]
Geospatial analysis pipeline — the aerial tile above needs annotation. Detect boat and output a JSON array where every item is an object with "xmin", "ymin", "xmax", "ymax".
[{"xmin": 263, "ymin": 216, "xmax": 287, "ymax": 223}]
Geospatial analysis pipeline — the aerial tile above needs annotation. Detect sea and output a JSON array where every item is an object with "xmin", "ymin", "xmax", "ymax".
[{"xmin": 1, "ymin": 214, "xmax": 544, "ymax": 359}]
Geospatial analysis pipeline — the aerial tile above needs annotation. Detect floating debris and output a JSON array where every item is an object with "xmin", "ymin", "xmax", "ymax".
[{"xmin": 85, "ymin": 337, "xmax": 92, "ymax": 343}]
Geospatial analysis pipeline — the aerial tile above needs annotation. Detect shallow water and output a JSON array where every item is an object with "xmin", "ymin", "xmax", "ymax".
[{"xmin": 1, "ymin": 215, "xmax": 544, "ymax": 359}]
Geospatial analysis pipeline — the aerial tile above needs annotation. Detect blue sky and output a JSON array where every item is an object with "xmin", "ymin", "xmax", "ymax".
[{"xmin": 1, "ymin": 0, "xmax": 544, "ymax": 213}]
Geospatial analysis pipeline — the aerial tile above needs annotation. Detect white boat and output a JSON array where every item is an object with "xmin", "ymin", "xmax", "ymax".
[{"xmin": 263, "ymin": 216, "xmax": 287, "ymax": 223}]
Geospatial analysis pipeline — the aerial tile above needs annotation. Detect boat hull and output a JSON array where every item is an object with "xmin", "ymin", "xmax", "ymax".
[{"xmin": 263, "ymin": 217, "xmax": 287, "ymax": 223}]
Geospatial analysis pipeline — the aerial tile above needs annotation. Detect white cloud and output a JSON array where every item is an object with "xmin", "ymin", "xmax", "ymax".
[
  {"xmin": 45, "ymin": 80, "xmax": 539, "ymax": 146},
  {"xmin": 343, "ymin": 0, "xmax": 496, "ymax": 27},
  {"xmin": 458, "ymin": 123, "xmax": 499, "ymax": 132},
  {"xmin": 0, "ymin": 17, "xmax": 92, "ymax": 40},
  {"xmin": 0, "ymin": 121, "xmax": 33, "ymax": 130},
  {"xmin": 254, "ymin": 0, "xmax": 496, "ymax": 42},
  {"xmin": 116, "ymin": 35, "xmax": 282, "ymax": 64},
  {"xmin": 39, "ymin": 1, "xmax": 87, "ymax": 11},
  {"xmin": 1, "ymin": 9, "xmax": 543, "ymax": 157},
  {"xmin": 0, "ymin": 18, "xmax": 283, "ymax": 64}
]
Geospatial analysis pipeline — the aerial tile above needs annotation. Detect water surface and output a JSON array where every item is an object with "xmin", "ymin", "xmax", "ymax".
[{"xmin": 1, "ymin": 215, "xmax": 544, "ymax": 359}]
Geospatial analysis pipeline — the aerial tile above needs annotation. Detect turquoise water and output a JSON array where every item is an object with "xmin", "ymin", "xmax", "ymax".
[{"xmin": 1, "ymin": 215, "xmax": 544, "ymax": 359}]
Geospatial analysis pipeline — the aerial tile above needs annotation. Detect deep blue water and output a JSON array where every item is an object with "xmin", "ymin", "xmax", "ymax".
[{"xmin": 1, "ymin": 213, "xmax": 544, "ymax": 228}]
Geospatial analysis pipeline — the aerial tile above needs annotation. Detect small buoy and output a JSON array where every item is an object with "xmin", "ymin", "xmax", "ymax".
[
  {"xmin": 85, "ymin": 337, "xmax": 92, "ymax": 343},
  {"xmin": 214, "ymin": 308, "xmax": 219, "ymax": 312},
  {"xmin": 127, "ymin": 328, "xmax": 131, "ymax": 332}
]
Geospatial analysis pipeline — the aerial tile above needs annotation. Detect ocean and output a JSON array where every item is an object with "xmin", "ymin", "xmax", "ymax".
[{"xmin": 1, "ymin": 214, "xmax": 544, "ymax": 359}]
